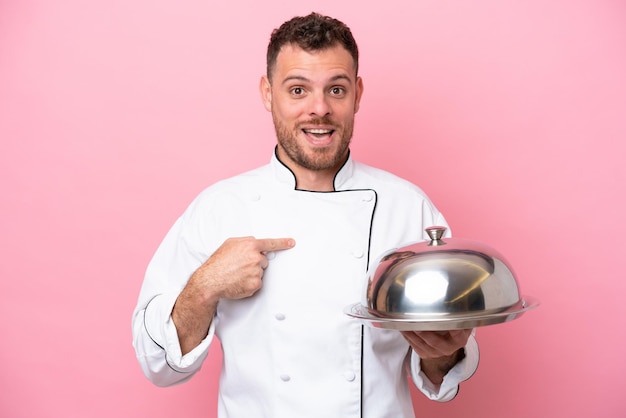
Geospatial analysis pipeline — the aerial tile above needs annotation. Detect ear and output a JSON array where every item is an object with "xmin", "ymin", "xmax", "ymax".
[
  {"xmin": 354, "ymin": 76, "xmax": 364, "ymax": 114},
  {"xmin": 259, "ymin": 75, "xmax": 272, "ymax": 112}
]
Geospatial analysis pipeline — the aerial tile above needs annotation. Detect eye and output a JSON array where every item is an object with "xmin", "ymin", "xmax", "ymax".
[
  {"xmin": 330, "ymin": 86, "xmax": 346, "ymax": 96},
  {"xmin": 290, "ymin": 87, "xmax": 305, "ymax": 96}
]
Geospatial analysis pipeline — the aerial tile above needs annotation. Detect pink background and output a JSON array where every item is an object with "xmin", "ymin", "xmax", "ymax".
[{"xmin": 1, "ymin": 1, "xmax": 625, "ymax": 417}]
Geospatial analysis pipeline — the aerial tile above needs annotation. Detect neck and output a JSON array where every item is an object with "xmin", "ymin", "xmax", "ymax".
[
  {"xmin": 293, "ymin": 169, "xmax": 336, "ymax": 191},
  {"xmin": 275, "ymin": 147, "xmax": 346, "ymax": 192}
]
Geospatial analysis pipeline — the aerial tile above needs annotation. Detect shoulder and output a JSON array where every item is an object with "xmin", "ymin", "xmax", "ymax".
[
  {"xmin": 352, "ymin": 161, "xmax": 431, "ymax": 200},
  {"xmin": 351, "ymin": 160, "xmax": 444, "ymax": 221},
  {"xmin": 181, "ymin": 164, "xmax": 272, "ymax": 216},
  {"xmin": 197, "ymin": 164, "xmax": 271, "ymax": 197},
  {"xmin": 351, "ymin": 160, "xmax": 449, "ymax": 247}
]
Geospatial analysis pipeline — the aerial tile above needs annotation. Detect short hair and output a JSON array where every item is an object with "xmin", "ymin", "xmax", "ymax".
[{"xmin": 266, "ymin": 12, "xmax": 359, "ymax": 81}]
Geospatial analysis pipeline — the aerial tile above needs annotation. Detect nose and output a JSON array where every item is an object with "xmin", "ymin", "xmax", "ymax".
[{"xmin": 309, "ymin": 91, "xmax": 331, "ymax": 118}]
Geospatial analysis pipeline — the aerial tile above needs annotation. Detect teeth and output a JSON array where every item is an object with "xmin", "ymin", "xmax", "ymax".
[{"xmin": 305, "ymin": 129, "xmax": 331, "ymax": 134}]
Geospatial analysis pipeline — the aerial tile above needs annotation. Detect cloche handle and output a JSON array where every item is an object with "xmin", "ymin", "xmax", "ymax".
[{"xmin": 425, "ymin": 226, "xmax": 447, "ymax": 246}]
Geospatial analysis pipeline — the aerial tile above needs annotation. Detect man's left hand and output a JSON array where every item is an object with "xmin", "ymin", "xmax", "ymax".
[{"xmin": 401, "ymin": 329, "xmax": 472, "ymax": 385}]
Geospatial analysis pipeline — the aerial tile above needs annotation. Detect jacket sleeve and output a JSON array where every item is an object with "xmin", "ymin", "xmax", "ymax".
[
  {"xmin": 408, "ymin": 330, "xmax": 479, "ymax": 401},
  {"xmin": 131, "ymin": 204, "xmax": 217, "ymax": 387}
]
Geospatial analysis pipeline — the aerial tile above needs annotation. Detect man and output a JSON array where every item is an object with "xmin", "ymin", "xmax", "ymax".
[{"xmin": 132, "ymin": 12, "xmax": 478, "ymax": 417}]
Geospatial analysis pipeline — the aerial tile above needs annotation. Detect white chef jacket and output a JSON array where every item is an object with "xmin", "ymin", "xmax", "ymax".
[{"xmin": 132, "ymin": 151, "xmax": 479, "ymax": 418}]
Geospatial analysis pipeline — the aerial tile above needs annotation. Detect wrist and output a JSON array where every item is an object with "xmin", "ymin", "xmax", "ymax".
[
  {"xmin": 438, "ymin": 347, "xmax": 466, "ymax": 372},
  {"xmin": 420, "ymin": 348, "xmax": 466, "ymax": 385}
]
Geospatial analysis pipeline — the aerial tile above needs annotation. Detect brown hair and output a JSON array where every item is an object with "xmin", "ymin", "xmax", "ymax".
[{"xmin": 266, "ymin": 12, "xmax": 359, "ymax": 81}]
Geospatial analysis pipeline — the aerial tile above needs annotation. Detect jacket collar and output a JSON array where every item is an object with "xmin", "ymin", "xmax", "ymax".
[{"xmin": 271, "ymin": 146, "xmax": 355, "ymax": 191}]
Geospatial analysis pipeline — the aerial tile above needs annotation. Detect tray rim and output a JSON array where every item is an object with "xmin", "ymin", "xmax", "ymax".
[{"xmin": 344, "ymin": 296, "xmax": 540, "ymax": 330}]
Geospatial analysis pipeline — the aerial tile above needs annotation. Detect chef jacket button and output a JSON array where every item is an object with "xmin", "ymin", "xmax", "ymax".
[
  {"xmin": 362, "ymin": 194, "xmax": 374, "ymax": 202},
  {"xmin": 266, "ymin": 251, "xmax": 276, "ymax": 260},
  {"xmin": 275, "ymin": 313, "xmax": 286, "ymax": 321},
  {"xmin": 280, "ymin": 374, "xmax": 291, "ymax": 382},
  {"xmin": 351, "ymin": 250, "xmax": 364, "ymax": 259},
  {"xmin": 249, "ymin": 193, "xmax": 261, "ymax": 201},
  {"xmin": 343, "ymin": 371, "xmax": 356, "ymax": 381}
]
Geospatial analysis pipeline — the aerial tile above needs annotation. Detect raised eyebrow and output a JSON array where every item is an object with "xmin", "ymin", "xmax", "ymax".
[
  {"xmin": 281, "ymin": 74, "xmax": 354, "ymax": 86},
  {"xmin": 281, "ymin": 75, "xmax": 310, "ymax": 86},
  {"xmin": 329, "ymin": 74, "xmax": 353, "ymax": 84}
]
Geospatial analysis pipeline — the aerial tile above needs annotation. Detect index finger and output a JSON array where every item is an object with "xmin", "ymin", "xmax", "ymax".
[{"xmin": 256, "ymin": 237, "xmax": 296, "ymax": 252}]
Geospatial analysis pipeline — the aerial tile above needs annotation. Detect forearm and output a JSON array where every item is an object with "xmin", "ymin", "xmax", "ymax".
[
  {"xmin": 172, "ymin": 288, "xmax": 218, "ymax": 355},
  {"xmin": 171, "ymin": 257, "xmax": 230, "ymax": 354}
]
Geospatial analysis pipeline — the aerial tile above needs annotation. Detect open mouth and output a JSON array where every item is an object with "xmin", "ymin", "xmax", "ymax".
[{"xmin": 303, "ymin": 128, "xmax": 335, "ymax": 139}]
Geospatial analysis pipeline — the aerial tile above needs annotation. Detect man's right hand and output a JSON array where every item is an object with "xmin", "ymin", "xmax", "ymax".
[
  {"xmin": 190, "ymin": 236, "xmax": 295, "ymax": 302},
  {"xmin": 172, "ymin": 236, "xmax": 295, "ymax": 355}
]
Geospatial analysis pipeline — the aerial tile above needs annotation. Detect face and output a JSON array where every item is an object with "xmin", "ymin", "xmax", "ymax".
[{"xmin": 260, "ymin": 44, "xmax": 363, "ymax": 176}]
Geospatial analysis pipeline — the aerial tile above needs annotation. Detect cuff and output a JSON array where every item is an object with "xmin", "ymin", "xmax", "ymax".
[
  {"xmin": 410, "ymin": 331, "xmax": 480, "ymax": 402},
  {"xmin": 143, "ymin": 293, "xmax": 214, "ymax": 372}
]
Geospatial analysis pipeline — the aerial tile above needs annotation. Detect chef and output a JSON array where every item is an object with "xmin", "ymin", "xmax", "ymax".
[{"xmin": 132, "ymin": 12, "xmax": 479, "ymax": 418}]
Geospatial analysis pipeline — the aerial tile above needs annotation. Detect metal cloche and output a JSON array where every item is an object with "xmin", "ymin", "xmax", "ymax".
[{"xmin": 345, "ymin": 226, "xmax": 539, "ymax": 330}]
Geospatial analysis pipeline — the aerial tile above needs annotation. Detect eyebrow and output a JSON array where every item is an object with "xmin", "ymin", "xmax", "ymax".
[{"xmin": 281, "ymin": 74, "xmax": 353, "ymax": 86}]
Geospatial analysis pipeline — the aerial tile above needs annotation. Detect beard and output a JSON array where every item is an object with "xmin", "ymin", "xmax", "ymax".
[{"xmin": 272, "ymin": 115, "xmax": 353, "ymax": 171}]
